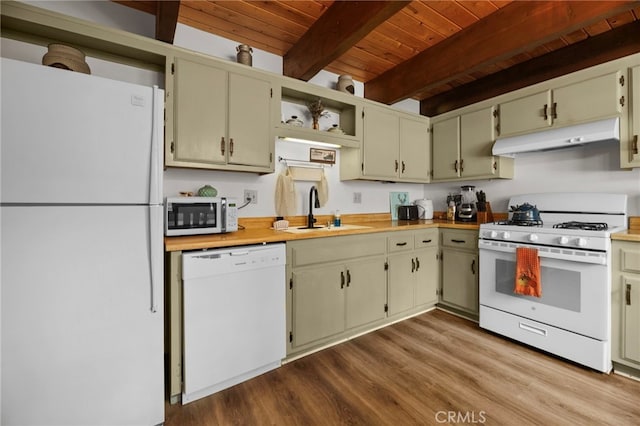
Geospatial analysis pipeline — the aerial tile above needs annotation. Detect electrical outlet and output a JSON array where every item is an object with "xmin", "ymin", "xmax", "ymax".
[
  {"xmin": 353, "ymin": 192, "xmax": 362, "ymax": 204},
  {"xmin": 244, "ymin": 189, "xmax": 258, "ymax": 204}
]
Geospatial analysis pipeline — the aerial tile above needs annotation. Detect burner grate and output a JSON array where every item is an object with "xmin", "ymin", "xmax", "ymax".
[
  {"xmin": 552, "ymin": 221, "xmax": 608, "ymax": 231},
  {"xmin": 496, "ymin": 219, "xmax": 544, "ymax": 227}
]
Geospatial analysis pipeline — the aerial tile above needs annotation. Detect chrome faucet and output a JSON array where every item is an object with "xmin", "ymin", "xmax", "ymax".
[{"xmin": 307, "ymin": 185, "xmax": 320, "ymax": 228}]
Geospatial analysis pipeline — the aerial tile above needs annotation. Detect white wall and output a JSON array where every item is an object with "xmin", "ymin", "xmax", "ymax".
[{"xmin": 7, "ymin": 1, "xmax": 640, "ymax": 217}]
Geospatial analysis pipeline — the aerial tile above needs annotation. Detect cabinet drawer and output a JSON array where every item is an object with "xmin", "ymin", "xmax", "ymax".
[
  {"xmin": 289, "ymin": 234, "xmax": 386, "ymax": 267},
  {"xmin": 388, "ymin": 232, "xmax": 415, "ymax": 253},
  {"xmin": 414, "ymin": 229, "xmax": 438, "ymax": 249},
  {"xmin": 621, "ymin": 247, "xmax": 640, "ymax": 273},
  {"xmin": 441, "ymin": 229, "xmax": 478, "ymax": 250}
]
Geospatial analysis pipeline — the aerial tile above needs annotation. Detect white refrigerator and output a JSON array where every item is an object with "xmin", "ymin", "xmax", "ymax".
[{"xmin": 1, "ymin": 58, "xmax": 164, "ymax": 425}]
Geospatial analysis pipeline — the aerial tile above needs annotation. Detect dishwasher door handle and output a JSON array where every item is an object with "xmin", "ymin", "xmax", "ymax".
[{"xmin": 230, "ymin": 251, "xmax": 250, "ymax": 256}]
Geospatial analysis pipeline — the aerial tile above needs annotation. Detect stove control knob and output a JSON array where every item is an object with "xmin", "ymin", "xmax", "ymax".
[
  {"xmin": 576, "ymin": 237, "xmax": 588, "ymax": 247},
  {"xmin": 488, "ymin": 230, "xmax": 498, "ymax": 238},
  {"xmin": 501, "ymin": 231, "xmax": 511, "ymax": 239},
  {"xmin": 528, "ymin": 234, "xmax": 538, "ymax": 242},
  {"xmin": 558, "ymin": 236, "xmax": 569, "ymax": 245}
]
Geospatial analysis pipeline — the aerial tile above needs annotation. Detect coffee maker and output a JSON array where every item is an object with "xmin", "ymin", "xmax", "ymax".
[{"xmin": 457, "ymin": 185, "xmax": 478, "ymax": 222}]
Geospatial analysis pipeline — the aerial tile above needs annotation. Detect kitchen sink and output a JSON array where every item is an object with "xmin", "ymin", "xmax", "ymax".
[{"xmin": 282, "ymin": 224, "xmax": 372, "ymax": 233}]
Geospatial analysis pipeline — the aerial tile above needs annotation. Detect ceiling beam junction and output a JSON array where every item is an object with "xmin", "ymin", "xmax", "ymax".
[
  {"xmin": 421, "ymin": 20, "xmax": 640, "ymax": 116},
  {"xmin": 155, "ymin": 0, "xmax": 180, "ymax": 44},
  {"xmin": 367, "ymin": 0, "xmax": 640, "ymax": 105},
  {"xmin": 283, "ymin": 0, "xmax": 410, "ymax": 81}
]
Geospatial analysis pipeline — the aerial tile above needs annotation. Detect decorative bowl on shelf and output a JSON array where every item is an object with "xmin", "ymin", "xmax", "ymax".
[
  {"xmin": 326, "ymin": 124, "xmax": 344, "ymax": 134},
  {"xmin": 285, "ymin": 116, "xmax": 303, "ymax": 127}
]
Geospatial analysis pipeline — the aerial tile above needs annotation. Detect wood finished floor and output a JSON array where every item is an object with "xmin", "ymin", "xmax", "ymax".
[{"xmin": 165, "ymin": 310, "xmax": 640, "ymax": 425}]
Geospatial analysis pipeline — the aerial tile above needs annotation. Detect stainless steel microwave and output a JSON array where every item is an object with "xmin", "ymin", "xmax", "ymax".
[{"xmin": 165, "ymin": 197, "xmax": 238, "ymax": 236}]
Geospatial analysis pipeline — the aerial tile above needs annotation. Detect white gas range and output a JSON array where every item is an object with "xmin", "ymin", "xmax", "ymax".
[{"xmin": 478, "ymin": 193, "xmax": 627, "ymax": 373}]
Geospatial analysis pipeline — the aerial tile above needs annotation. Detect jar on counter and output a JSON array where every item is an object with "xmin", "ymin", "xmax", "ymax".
[
  {"xmin": 333, "ymin": 210, "xmax": 341, "ymax": 227},
  {"xmin": 447, "ymin": 201, "xmax": 456, "ymax": 222}
]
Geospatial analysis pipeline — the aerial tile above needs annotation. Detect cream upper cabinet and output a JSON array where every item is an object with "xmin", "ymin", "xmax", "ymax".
[
  {"xmin": 432, "ymin": 116, "xmax": 460, "ymax": 180},
  {"xmin": 342, "ymin": 104, "xmax": 430, "ymax": 183},
  {"xmin": 499, "ymin": 71, "xmax": 624, "ymax": 138},
  {"xmin": 167, "ymin": 56, "xmax": 274, "ymax": 172},
  {"xmin": 623, "ymin": 65, "xmax": 640, "ymax": 168},
  {"xmin": 399, "ymin": 115, "xmax": 431, "ymax": 182},
  {"xmin": 172, "ymin": 57, "xmax": 227, "ymax": 166},
  {"xmin": 432, "ymin": 107, "xmax": 513, "ymax": 182},
  {"xmin": 499, "ymin": 90, "xmax": 552, "ymax": 136},
  {"xmin": 362, "ymin": 104, "xmax": 400, "ymax": 179},
  {"xmin": 460, "ymin": 107, "xmax": 501, "ymax": 178}
]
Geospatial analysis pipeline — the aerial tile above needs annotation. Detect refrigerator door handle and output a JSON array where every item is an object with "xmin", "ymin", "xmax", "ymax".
[
  {"xmin": 149, "ymin": 86, "xmax": 164, "ymax": 205},
  {"xmin": 149, "ymin": 206, "xmax": 163, "ymax": 313}
]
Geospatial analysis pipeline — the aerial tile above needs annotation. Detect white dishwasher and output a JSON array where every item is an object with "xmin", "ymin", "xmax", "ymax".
[{"xmin": 181, "ymin": 243, "xmax": 286, "ymax": 404}]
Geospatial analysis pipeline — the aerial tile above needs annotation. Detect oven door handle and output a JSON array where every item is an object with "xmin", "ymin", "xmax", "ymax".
[
  {"xmin": 478, "ymin": 240, "xmax": 607, "ymax": 265},
  {"xmin": 519, "ymin": 322, "xmax": 547, "ymax": 337}
]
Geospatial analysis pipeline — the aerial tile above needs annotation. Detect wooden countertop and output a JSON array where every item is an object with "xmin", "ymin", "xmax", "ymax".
[
  {"xmin": 611, "ymin": 217, "xmax": 640, "ymax": 242},
  {"xmin": 164, "ymin": 213, "xmax": 481, "ymax": 252},
  {"xmin": 165, "ymin": 213, "xmax": 640, "ymax": 251}
]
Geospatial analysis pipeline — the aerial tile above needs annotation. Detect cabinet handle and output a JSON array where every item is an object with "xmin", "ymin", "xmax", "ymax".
[
  {"xmin": 451, "ymin": 239, "xmax": 466, "ymax": 244},
  {"xmin": 633, "ymin": 135, "xmax": 639, "ymax": 154},
  {"xmin": 229, "ymin": 138, "xmax": 234, "ymax": 156},
  {"xmin": 340, "ymin": 271, "xmax": 345, "ymax": 289},
  {"xmin": 552, "ymin": 102, "xmax": 558, "ymax": 119},
  {"xmin": 411, "ymin": 258, "xmax": 415, "ymax": 273},
  {"xmin": 346, "ymin": 270, "xmax": 351, "ymax": 287},
  {"xmin": 401, "ymin": 161, "xmax": 406, "ymax": 173},
  {"xmin": 396, "ymin": 242, "xmax": 408, "ymax": 246},
  {"xmin": 460, "ymin": 158, "xmax": 464, "ymax": 173},
  {"xmin": 626, "ymin": 284, "xmax": 632, "ymax": 306},
  {"xmin": 395, "ymin": 159, "xmax": 399, "ymax": 172},
  {"xmin": 220, "ymin": 136, "xmax": 225, "ymax": 156},
  {"xmin": 415, "ymin": 257, "xmax": 420, "ymax": 271},
  {"xmin": 422, "ymin": 239, "xmax": 432, "ymax": 243},
  {"xmin": 454, "ymin": 159, "xmax": 458, "ymax": 173},
  {"xmin": 471, "ymin": 259, "xmax": 476, "ymax": 275},
  {"xmin": 543, "ymin": 104, "xmax": 548, "ymax": 120}
]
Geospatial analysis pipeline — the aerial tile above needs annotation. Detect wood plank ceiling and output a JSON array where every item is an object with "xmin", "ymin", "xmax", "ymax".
[{"xmin": 115, "ymin": 0, "xmax": 640, "ymax": 116}]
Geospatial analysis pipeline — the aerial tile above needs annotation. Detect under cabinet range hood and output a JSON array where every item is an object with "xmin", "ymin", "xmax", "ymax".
[{"xmin": 492, "ymin": 117, "xmax": 619, "ymax": 156}]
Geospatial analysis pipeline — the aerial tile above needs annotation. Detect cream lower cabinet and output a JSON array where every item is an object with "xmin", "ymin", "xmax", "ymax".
[
  {"xmin": 387, "ymin": 229, "xmax": 439, "ymax": 316},
  {"xmin": 341, "ymin": 104, "xmax": 430, "ymax": 183},
  {"xmin": 287, "ymin": 234, "xmax": 387, "ymax": 355},
  {"xmin": 166, "ymin": 55, "xmax": 274, "ymax": 172},
  {"xmin": 612, "ymin": 240, "xmax": 640, "ymax": 374},
  {"xmin": 432, "ymin": 106, "xmax": 513, "ymax": 182},
  {"xmin": 439, "ymin": 229, "xmax": 479, "ymax": 317}
]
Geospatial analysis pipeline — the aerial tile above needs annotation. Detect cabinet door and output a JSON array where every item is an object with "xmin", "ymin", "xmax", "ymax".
[
  {"xmin": 553, "ymin": 71, "xmax": 623, "ymax": 127},
  {"xmin": 499, "ymin": 90, "xmax": 552, "ymax": 136},
  {"xmin": 460, "ymin": 107, "xmax": 497, "ymax": 178},
  {"xmin": 388, "ymin": 252, "xmax": 416, "ymax": 315},
  {"xmin": 399, "ymin": 116, "xmax": 430, "ymax": 182},
  {"xmin": 623, "ymin": 275, "xmax": 640, "ymax": 364},
  {"xmin": 441, "ymin": 250, "xmax": 478, "ymax": 314},
  {"xmin": 623, "ymin": 66, "xmax": 640, "ymax": 168},
  {"xmin": 345, "ymin": 258, "xmax": 387, "ymax": 329},
  {"xmin": 363, "ymin": 105, "xmax": 399, "ymax": 179},
  {"xmin": 227, "ymin": 73, "xmax": 272, "ymax": 167},
  {"xmin": 432, "ymin": 116, "xmax": 460, "ymax": 180},
  {"xmin": 173, "ymin": 57, "xmax": 227, "ymax": 165},
  {"xmin": 415, "ymin": 247, "xmax": 439, "ymax": 307},
  {"xmin": 292, "ymin": 265, "xmax": 345, "ymax": 347}
]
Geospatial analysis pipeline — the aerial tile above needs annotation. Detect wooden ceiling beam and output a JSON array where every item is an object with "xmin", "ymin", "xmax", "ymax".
[
  {"xmin": 420, "ymin": 20, "xmax": 640, "ymax": 116},
  {"xmin": 366, "ymin": 0, "xmax": 640, "ymax": 105},
  {"xmin": 283, "ymin": 0, "xmax": 410, "ymax": 81},
  {"xmin": 155, "ymin": 0, "xmax": 181, "ymax": 44}
]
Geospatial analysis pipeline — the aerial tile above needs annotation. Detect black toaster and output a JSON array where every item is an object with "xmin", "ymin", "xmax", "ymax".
[{"xmin": 397, "ymin": 205, "xmax": 419, "ymax": 220}]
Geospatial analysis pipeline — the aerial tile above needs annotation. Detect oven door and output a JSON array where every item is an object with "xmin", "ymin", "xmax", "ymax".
[{"xmin": 479, "ymin": 239, "xmax": 610, "ymax": 341}]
